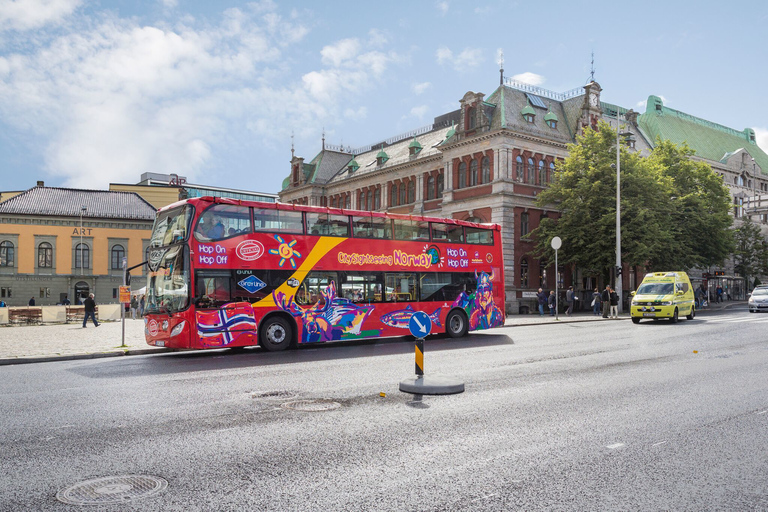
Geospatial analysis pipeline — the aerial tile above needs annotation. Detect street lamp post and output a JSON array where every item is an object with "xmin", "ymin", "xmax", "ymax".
[{"xmin": 612, "ymin": 114, "xmax": 633, "ymax": 313}]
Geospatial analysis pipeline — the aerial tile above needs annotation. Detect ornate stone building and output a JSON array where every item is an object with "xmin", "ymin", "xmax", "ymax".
[{"xmin": 280, "ymin": 75, "xmax": 768, "ymax": 311}]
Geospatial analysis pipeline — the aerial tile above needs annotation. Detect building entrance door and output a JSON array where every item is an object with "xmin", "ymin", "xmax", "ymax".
[{"xmin": 75, "ymin": 281, "xmax": 89, "ymax": 305}]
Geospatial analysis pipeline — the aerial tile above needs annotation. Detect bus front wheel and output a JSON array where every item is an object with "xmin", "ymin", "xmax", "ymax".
[
  {"xmin": 260, "ymin": 316, "xmax": 293, "ymax": 352},
  {"xmin": 446, "ymin": 310, "xmax": 468, "ymax": 338}
]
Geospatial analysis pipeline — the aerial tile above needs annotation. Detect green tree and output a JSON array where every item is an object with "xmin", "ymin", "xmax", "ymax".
[{"xmin": 733, "ymin": 216, "xmax": 768, "ymax": 288}]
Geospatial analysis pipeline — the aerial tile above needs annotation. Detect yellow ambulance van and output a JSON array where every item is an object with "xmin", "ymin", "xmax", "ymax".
[{"xmin": 630, "ymin": 272, "xmax": 695, "ymax": 324}]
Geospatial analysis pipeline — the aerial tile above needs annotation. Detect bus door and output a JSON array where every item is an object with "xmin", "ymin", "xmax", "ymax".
[{"xmin": 194, "ymin": 270, "xmax": 257, "ymax": 345}]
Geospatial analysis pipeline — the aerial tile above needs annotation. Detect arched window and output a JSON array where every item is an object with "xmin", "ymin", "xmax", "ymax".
[
  {"xmin": 367, "ymin": 190, "xmax": 373, "ymax": 211},
  {"xmin": 467, "ymin": 107, "xmax": 476, "ymax": 129},
  {"xmin": 407, "ymin": 180, "xmax": 415, "ymax": 203},
  {"xmin": 111, "ymin": 244, "xmax": 125, "ymax": 270},
  {"xmin": 374, "ymin": 188, "xmax": 381, "ymax": 210},
  {"xmin": 516, "ymin": 156, "xmax": 524, "ymax": 181},
  {"xmin": 427, "ymin": 176, "xmax": 435, "ymax": 200},
  {"xmin": 400, "ymin": 182, "xmax": 407, "ymax": 205},
  {"xmin": 391, "ymin": 184, "xmax": 398, "ymax": 207},
  {"xmin": 527, "ymin": 157, "xmax": 535, "ymax": 184},
  {"xmin": 470, "ymin": 160, "xmax": 478, "ymax": 186},
  {"xmin": 520, "ymin": 212, "xmax": 529, "ymax": 236},
  {"xmin": 549, "ymin": 161, "xmax": 556, "ymax": 182},
  {"xmin": 345, "ymin": 194, "xmax": 351, "ymax": 209},
  {"xmin": 437, "ymin": 174, "xmax": 444, "ymax": 196},
  {"xmin": 538, "ymin": 160, "xmax": 546, "ymax": 186},
  {"xmin": 458, "ymin": 162, "xmax": 467, "ymax": 189},
  {"xmin": 481, "ymin": 157, "xmax": 490, "ymax": 183},
  {"xmin": 0, "ymin": 241, "xmax": 14, "ymax": 267},
  {"xmin": 520, "ymin": 258, "xmax": 529, "ymax": 288},
  {"xmin": 37, "ymin": 242, "xmax": 53, "ymax": 268},
  {"xmin": 75, "ymin": 243, "xmax": 89, "ymax": 270}
]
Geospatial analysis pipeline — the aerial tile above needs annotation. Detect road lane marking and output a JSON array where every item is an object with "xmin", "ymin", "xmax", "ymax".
[
  {"xmin": 757, "ymin": 410, "xmax": 767, "ymax": 415},
  {"xmin": 651, "ymin": 441, "xmax": 667, "ymax": 447},
  {"xmin": 471, "ymin": 493, "xmax": 498, "ymax": 502},
  {"xmin": 606, "ymin": 443, "xmax": 625, "ymax": 449}
]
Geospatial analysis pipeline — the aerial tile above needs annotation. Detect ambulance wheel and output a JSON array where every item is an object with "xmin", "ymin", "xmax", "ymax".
[
  {"xmin": 631, "ymin": 317, "xmax": 640, "ymax": 324},
  {"xmin": 260, "ymin": 316, "xmax": 292, "ymax": 351},
  {"xmin": 446, "ymin": 310, "xmax": 468, "ymax": 338},
  {"xmin": 686, "ymin": 306, "xmax": 695, "ymax": 320},
  {"xmin": 670, "ymin": 308, "xmax": 679, "ymax": 323}
]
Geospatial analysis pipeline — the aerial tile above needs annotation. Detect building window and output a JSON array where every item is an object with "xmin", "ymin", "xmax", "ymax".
[
  {"xmin": 0, "ymin": 241, "xmax": 14, "ymax": 267},
  {"xmin": 37, "ymin": 242, "xmax": 53, "ymax": 268},
  {"xmin": 374, "ymin": 189, "xmax": 381, "ymax": 210},
  {"xmin": 470, "ymin": 159, "xmax": 478, "ymax": 186},
  {"xmin": 527, "ymin": 158, "xmax": 535, "ymax": 184},
  {"xmin": 400, "ymin": 182, "xmax": 407, "ymax": 205},
  {"xmin": 482, "ymin": 156, "xmax": 490, "ymax": 183},
  {"xmin": 407, "ymin": 180, "xmax": 415, "ymax": 203},
  {"xmin": 521, "ymin": 212, "xmax": 529, "ymax": 237},
  {"xmin": 467, "ymin": 107, "xmax": 476, "ymax": 129},
  {"xmin": 734, "ymin": 197, "xmax": 743, "ymax": 218},
  {"xmin": 520, "ymin": 258, "xmax": 529, "ymax": 288},
  {"xmin": 458, "ymin": 162, "xmax": 467, "ymax": 189},
  {"xmin": 346, "ymin": 195, "xmax": 350, "ymax": 209},
  {"xmin": 0, "ymin": 287, "xmax": 11, "ymax": 298},
  {"xmin": 359, "ymin": 192, "xmax": 365, "ymax": 210},
  {"xmin": 111, "ymin": 244, "xmax": 125, "ymax": 270},
  {"xmin": 367, "ymin": 190, "xmax": 373, "ymax": 211},
  {"xmin": 547, "ymin": 119, "xmax": 557, "ymax": 129},
  {"xmin": 437, "ymin": 173, "xmax": 444, "ymax": 196},
  {"xmin": 516, "ymin": 156, "xmax": 524, "ymax": 181},
  {"xmin": 391, "ymin": 184, "xmax": 398, "ymax": 207},
  {"xmin": 75, "ymin": 243, "xmax": 89, "ymax": 270},
  {"xmin": 538, "ymin": 160, "xmax": 546, "ymax": 186},
  {"xmin": 427, "ymin": 176, "xmax": 435, "ymax": 200},
  {"xmin": 549, "ymin": 161, "xmax": 556, "ymax": 182}
]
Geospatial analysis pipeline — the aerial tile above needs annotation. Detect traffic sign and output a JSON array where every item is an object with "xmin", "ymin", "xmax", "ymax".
[{"xmin": 408, "ymin": 311, "xmax": 432, "ymax": 338}]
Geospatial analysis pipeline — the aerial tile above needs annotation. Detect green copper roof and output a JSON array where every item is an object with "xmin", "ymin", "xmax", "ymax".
[
  {"xmin": 638, "ymin": 95, "xmax": 768, "ymax": 175},
  {"xmin": 377, "ymin": 148, "xmax": 388, "ymax": 158},
  {"xmin": 521, "ymin": 103, "xmax": 535, "ymax": 117},
  {"xmin": 544, "ymin": 109, "xmax": 558, "ymax": 122},
  {"xmin": 348, "ymin": 158, "xmax": 359, "ymax": 171},
  {"xmin": 408, "ymin": 138, "xmax": 422, "ymax": 149}
]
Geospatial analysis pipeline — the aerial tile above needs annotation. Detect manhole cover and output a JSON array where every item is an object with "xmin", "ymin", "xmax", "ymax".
[
  {"xmin": 281, "ymin": 399, "xmax": 341, "ymax": 412},
  {"xmin": 56, "ymin": 475, "xmax": 168, "ymax": 505},
  {"xmin": 251, "ymin": 390, "xmax": 298, "ymax": 401}
]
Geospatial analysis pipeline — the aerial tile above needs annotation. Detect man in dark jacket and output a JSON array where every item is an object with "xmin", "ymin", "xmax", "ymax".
[
  {"xmin": 601, "ymin": 285, "xmax": 611, "ymax": 318},
  {"xmin": 536, "ymin": 288, "xmax": 548, "ymax": 316},
  {"xmin": 28, "ymin": 297, "xmax": 35, "ymax": 306},
  {"xmin": 82, "ymin": 293, "xmax": 99, "ymax": 328},
  {"xmin": 548, "ymin": 290, "xmax": 556, "ymax": 316}
]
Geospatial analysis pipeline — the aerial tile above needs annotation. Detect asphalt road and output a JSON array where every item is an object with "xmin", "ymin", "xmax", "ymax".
[{"xmin": 1, "ymin": 305, "xmax": 766, "ymax": 511}]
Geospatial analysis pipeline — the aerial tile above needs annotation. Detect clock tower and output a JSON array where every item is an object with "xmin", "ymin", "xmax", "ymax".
[{"xmin": 578, "ymin": 81, "xmax": 603, "ymax": 134}]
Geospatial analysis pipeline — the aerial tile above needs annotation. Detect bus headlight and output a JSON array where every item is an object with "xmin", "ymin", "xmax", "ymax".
[{"xmin": 170, "ymin": 320, "xmax": 186, "ymax": 337}]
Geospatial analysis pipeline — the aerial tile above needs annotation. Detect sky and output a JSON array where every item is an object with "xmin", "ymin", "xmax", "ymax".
[{"xmin": 1, "ymin": 0, "xmax": 767, "ymax": 195}]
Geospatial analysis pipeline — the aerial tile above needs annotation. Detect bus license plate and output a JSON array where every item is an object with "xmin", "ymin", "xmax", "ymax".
[{"xmin": 642, "ymin": 313, "xmax": 656, "ymax": 317}]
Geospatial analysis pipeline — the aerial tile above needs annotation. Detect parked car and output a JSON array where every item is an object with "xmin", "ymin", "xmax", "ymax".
[{"xmin": 748, "ymin": 287, "xmax": 768, "ymax": 313}]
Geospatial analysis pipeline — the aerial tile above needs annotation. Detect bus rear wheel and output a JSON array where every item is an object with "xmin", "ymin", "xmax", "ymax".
[
  {"xmin": 259, "ymin": 316, "xmax": 292, "ymax": 352},
  {"xmin": 446, "ymin": 310, "xmax": 468, "ymax": 338}
]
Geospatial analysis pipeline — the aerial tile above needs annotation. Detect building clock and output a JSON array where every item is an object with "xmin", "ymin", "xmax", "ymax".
[{"xmin": 589, "ymin": 92, "xmax": 599, "ymax": 107}]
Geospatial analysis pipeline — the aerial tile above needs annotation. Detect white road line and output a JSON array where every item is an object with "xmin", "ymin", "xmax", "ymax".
[
  {"xmin": 651, "ymin": 441, "xmax": 667, "ymax": 447},
  {"xmin": 471, "ymin": 493, "xmax": 498, "ymax": 502},
  {"xmin": 606, "ymin": 443, "xmax": 625, "ymax": 449},
  {"xmin": 757, "ymin": 410, "xmax": 767, "ymax": 415}
]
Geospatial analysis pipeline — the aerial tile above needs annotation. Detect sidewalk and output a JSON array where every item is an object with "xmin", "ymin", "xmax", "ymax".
[{"xmin": 0, "ymin": 301, "xmax": 746, "ymax": 365}]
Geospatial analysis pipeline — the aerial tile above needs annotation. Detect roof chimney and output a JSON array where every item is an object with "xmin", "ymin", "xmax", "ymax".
[{"xmin": 36, "ymin": 181, "xmax": 44, "ymax": 187}]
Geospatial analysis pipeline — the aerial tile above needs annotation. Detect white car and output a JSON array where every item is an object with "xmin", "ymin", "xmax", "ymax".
[{"xmin": 748, "ymin": 288, "xmax": 768, "ymax": 313}]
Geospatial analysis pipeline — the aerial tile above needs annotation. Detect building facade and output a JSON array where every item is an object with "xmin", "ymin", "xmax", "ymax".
[
  {"xmin": 280, "ymin": 76, "xmax": 768, "ymax": 312},
  {"xmin": 0, "ymin": 186, "xmax": 156, "ymax": 306}
]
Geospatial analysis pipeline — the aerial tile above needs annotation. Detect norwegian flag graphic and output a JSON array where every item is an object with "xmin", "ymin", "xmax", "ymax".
[{"xmin": 196, "ymin": 302, "xmax": 257, "ymax": 347}]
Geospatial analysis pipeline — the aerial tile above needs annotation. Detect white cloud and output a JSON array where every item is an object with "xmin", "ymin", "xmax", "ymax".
[
  {"xmin": 436, "ymin": 1, "xmax": 449, "ymax": 16},
  {"xmin": 511, "ymin": 72, "xmax": 545, "ymax": 86},
  {"xmin": 368, "ymin": 28, "xmax": 387, "ymax": 47},
  {"xmin": 159, "ymin": 0, "xmax": 178, "ymax": 8},
  {"xmin": 320, "ymin": 38, "xmax": 360, "ymax": 67},
  {"xmin": 344, "ymin": 106, "xmax": 368, "ymax": 119},
  {"xmin": 408, "ymin": 105, "xmax": 428, "ymax": 119},
  {"xmin": 436, "ymin": 46, "xmax": 452, "ymax": 65},
  {"xmin": 436, "ymin": 46, "xmax": 483, "ymax": 71},
  {"xmin": 0, "ymin": 0, "xmax": 82, "ymax": 31},
  {"xmin": 412, "ymin": 81, "xmax": 431, "ymax": 95},
  {"xmin": 755, "ymin": 128, "xmax": 768, "ymax": 156}
]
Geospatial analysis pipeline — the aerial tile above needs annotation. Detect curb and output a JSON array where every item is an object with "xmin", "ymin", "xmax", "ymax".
[{"xmin": 0, "ymin": 347, "xmax": 169, "ymax": 366}]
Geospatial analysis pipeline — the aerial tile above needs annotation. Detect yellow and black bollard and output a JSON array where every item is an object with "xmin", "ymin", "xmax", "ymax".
[{"xmin": 415, "ymin": 338, "xmax": 424, "ymax": 376}]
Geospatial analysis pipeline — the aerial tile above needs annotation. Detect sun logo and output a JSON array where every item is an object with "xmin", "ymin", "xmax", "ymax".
[{"xmin": 269, "ymin": 235, "xmax": 302, "ymax": 268}]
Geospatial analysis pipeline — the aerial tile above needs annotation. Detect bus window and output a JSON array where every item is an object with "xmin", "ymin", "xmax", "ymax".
[
  {"xmin": 194, "ymin": 270, "xmax": 232, "ymax": 308},
  {"xmin": 254, "ymin": 208, "xmax": 304, "ymax": 234},
  {"xmin": 195, "ymin": 205, "xmax": 252, "ymax": 242},
  {"xmin": 385, "ymin": 272, "xmax": 418, "ymax": 301},
  {"xmin": 341, "ymin": 272, "xmax": 384, "ymax": 302},
  {"xmin": 431, "ymin": 223, "xmax": 464, "ymax": 243},
  {"xmin": 297, "ymin": 271, "xmax": 338, "ymax": 306},
  {"xmin": 393, "ymin": 220, "xmax": 430, "ymax": 241},
  {"xmin": 353, "ymin": 217, "xmax": 392, "ymax": 239},
  {"xmin": 306, "ymin": 213, "xmax": 350, "ymax": 237},
  {"xmin": 466, "ymin": 226, "xmax": 493, "ymax": 245},
  {"xmin": 420, "ymin": 272, "xmax": 475, "ymax": 302}
]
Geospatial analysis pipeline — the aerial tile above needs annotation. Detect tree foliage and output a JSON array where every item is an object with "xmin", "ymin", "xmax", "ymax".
[
  {"xmin": 532, "ymin": 123, "xmax": 733, "ymax": 277},
  {"xmin": 733, "ymin": 216, "xmax": 768, "ymax": 287}
]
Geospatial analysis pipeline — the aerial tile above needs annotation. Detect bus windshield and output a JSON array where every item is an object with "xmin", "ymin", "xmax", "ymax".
[
  {"xmin": 146, "ymin": 245, "xmax": 190, "ymax": 314},
  {"xmin": 150, "ymin": 205, "xmax": 194, "ymax": 248}
]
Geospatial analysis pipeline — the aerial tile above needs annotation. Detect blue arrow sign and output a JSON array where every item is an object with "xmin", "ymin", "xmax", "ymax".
[
  {"xmin": 408, "ymin": 311, "xmax": 432, "ymax": 338},
  {"xmin": 237, "ymin": 275, "xmax": 266, "ymax": 294}
]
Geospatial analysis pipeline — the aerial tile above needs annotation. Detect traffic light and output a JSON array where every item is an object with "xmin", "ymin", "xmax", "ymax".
[{"xmin": 616, "ymin": 266, "xmax": 623, "ymax": 276}]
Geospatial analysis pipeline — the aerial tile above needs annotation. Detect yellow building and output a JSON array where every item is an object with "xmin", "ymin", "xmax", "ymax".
[{"xmin": 0, "ymin": 185, "xmax": 156, "ymax": 306}]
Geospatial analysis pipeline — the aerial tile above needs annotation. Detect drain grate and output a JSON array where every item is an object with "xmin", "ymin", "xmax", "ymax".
[
  {"xmin": 56, "ymin": 475, "xmax": 168, "ymax": 505},
  {"xmin": 251, "ymin": 390, "xmax": 298, "ymax": 401},
  {"xmin": 281, "ymin": 399, "xmax": 341, "ymax": 412}
]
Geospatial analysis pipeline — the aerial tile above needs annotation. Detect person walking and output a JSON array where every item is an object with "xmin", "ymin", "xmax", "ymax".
[
  {"xmin": 130, "ymin": 295, "xmax": 138, "ymax": 320},
  {"xmin": 610, "ymin": 287, "xmax": 619, "ymax": 318},
  {"xmin": 139, "ymin": 295, "xmax": 145, "ymax": 317},
  {"xmin": 565, "ymin": 286, "xmax": 575, "ymax": 316},
  {"xmin": 601, "ymin": 285, "xmax": 611, "ymax": 318},
  {"xmin": 591, "ymin": 288, "xmax": 601, "ymax": 316},
  {"xmin": 82, "ymin": 293, "xmax": 99, "ymax": 328},
  {"xmin": 28, "ymin": 297, "xmax": 35, "ymax": 306},
  {"xmin": 536, "ymin": 288, "xmax": 548, "ymax": 316},
  {"xmin": 548, "ymin": 290, "xmax": 556, "ymax": 316}
]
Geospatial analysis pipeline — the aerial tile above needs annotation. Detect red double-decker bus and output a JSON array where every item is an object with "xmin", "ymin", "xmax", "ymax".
[{"xmin": 141, "ymin": 197, "xmax": 505, "ymax": 351}]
